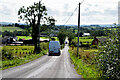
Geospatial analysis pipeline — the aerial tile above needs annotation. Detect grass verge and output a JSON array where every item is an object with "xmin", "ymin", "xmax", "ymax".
[{"xmin": 69, "ymin": 48, "xmax": 101, "ymax": 79}]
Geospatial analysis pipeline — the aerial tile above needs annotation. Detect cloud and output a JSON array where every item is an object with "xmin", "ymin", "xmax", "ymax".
[
  {"xmin": 64, "ymin": 4, "xmax": 69, "ymax": 11},
  {"xmin": 0, "ymin": 0, "xmax": 119, "ymax": 24},
  {"xmin": 81, "ymin": 11, "xmax": 101, "ymax": 16},
  {"xmin": 47, "ymin": 8, "xmax": 61, "ymax": 16},
  {"xmin": 103, "ymin": 9, "xmax": 118, "ymax": 16}
]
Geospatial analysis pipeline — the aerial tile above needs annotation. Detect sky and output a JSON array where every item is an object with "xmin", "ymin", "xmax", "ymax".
[{"xmin": 0, "ymin": 0, "xmax": 120, "ymax": 25}]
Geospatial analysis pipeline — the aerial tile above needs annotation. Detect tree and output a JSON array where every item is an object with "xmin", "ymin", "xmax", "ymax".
[
  {"xmin": 57, "ymin": 29, "xmax": 66, "ymax": 45},
  {"xmin": 46, "ymin": 16, "xmax": 55, "ymax": 40},
  {"xmin": 67, "ymin": 31, "xmax": 75, "ymax": 45},
  {"xmin": 18, "ymin": 2, "xmax": 50, "ymax": 53}
]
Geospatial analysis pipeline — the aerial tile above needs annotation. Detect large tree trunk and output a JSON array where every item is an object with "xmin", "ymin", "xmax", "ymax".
[{"xmin": 32, "ymin": 16, "xmax": 38, "ymax": 54}]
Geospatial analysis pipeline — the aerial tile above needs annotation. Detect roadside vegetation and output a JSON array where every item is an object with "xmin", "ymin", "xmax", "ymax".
[
  {"xmin": 96, "ymin": 24, "xmax": 120, "ymax": 79},
  {"xmin": 2, "ymin": 42, "xmax": 48, "ymax": 70},
  {"xmin": 69, "ymin": 24, "xmax": 120, "ymax": 79},
  {"xmin": 69, "ymin": 47, "xmax": 101, "ymax": 78}
]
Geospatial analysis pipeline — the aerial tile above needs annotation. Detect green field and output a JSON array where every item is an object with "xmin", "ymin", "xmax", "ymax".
[
  {"xmin": 17, "ymin": 36, "xmax": 58, "ymax": 41},
  {"xmin": 17, "ymin": 36, "xmax": 32, "ymax": 40},
  {"xmin": 74, "ymin": 37, "xmax": 93, "ymax": 43},
  {"xmin": 2, "ymin": 46, "xmax": 34, "ymax": 57},
  {"xmin": 2, "ymin": 43, "xmax": 48, "ymax": 70},
  {"xmin": 51, "ymin": 37, "xmax": 59, "ymax": 41},
  {"xmin": 2, "ymin": 26, "xmax": 23, "ymax": 32},
  {"xmin": 17, "ymin": 36, "xmax": 48, "ymax": 40}
]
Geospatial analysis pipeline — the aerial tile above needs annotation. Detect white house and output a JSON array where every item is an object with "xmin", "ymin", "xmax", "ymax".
[{"xmin": 82, "ymin": 33, "xmax": 90, "ymax": 36}]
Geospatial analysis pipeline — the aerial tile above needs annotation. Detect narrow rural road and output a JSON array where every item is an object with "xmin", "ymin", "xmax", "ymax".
[{"xmin": 2, "ymin": 44, "xmax": 82, "ymax": 78}]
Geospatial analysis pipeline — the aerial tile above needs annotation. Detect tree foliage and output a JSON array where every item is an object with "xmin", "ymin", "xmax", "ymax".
[
  {"xmin": 18, "ymin": 2, "xmax": 55, "ymax": 53},
  {"xmin": 57, "ymin": 29, "xmax": 66, "ymax": 45},
  {"xmin": 67, "ymin": 30, "xmax": 75, "ymax": 45}
]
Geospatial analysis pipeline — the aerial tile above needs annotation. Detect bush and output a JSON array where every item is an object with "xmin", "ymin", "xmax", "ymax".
[
  {"xmin": 71, "ymin": 40, "xmax": 77, "ymax": 47},
  {"xmin": 2, "ymin": 47, "xmax": 14, "ymax": 60},
  {"xmin": 97, "ymin": 25, "xmax": 120, "ymax": 79},
  {"xmin": 40, "ymin": 42, "xmax": 49, "ymax": 50}
]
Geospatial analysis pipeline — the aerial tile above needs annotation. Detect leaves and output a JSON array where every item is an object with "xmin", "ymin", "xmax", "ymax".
[
  {"xmin": 18, "ymin": 2, "xmax": 47, "ymax": 24},
  {"xmin": 97, "ymin": 25, "xmax": 120, "ymax": 79}
]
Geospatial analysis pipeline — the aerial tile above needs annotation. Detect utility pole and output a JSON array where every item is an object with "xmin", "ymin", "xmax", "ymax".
[
  {"xmin": 38, "ymin": 1, "xmax": 41, "ymax": 52},
  {"xmin": 77, "ymin": 2, "xmax": 81, "ymax": 57}
]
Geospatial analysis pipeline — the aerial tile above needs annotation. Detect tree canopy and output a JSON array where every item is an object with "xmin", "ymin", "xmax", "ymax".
[{"xmin": 18, "ymin": 2, "xmax": 55, "ymax": 53}]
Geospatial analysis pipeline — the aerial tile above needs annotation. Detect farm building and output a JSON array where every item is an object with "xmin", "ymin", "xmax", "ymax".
[
  {"xmin": 91, "ymin": 36, "xmax": 99, "ymax": 45},
  {"xmin": 92, "ymin": 36, "xmax": 108, "ymax": 45},
  {"xmin": 82, "ymin": 33, "xmax": 90, "ymax": 36}
]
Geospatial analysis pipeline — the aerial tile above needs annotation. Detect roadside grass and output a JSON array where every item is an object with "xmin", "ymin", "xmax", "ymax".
[
  {"xmin": 0, "ymin": 61, "xmax": 2, "ymax": 71},
  {"xmin": 0, "ymin": 46, "xmax": 2, "ymax": 70},
  {"xmin": 69, "ymin": 47, "xmax": 101, "ymax": 79},
  {"xmin": 2, "ymin": 26, "xmax": 23, "ymax": 32}
]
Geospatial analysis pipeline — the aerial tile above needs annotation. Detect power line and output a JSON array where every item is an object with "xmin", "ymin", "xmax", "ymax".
[{"xmin": 63, "ymin": 6, "xmax": 78, "ymax": 26}]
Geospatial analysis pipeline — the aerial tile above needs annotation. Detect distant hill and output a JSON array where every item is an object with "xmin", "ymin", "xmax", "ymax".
[
  {"xmin": 0, "ymin": 22, "xmax": 118, "ymax": 28},
  {"xmin": 56, "ymin": 24, "xmax": 117, "ymax": 28},
  {"xmin": 0, "ymin": 22, "xmax": 14, "ymax": 25},
  {"xmin": 0, "ymin": 22, "xmax": 25, "ymax": 25}
]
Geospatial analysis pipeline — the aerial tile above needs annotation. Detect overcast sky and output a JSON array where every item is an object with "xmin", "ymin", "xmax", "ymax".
[{"xmin": 0, "ymin": 0, "xmax": 119, "ymax": 25}]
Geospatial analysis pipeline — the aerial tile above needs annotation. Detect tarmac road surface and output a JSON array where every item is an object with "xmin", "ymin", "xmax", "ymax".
[{"xmin": 2, "ymin": 44, "xmax": 82, "ymax": 79}]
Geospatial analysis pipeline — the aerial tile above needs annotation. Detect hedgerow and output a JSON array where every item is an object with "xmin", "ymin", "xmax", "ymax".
[{"xmin": 97, "ymin": 24, "xmax": 120, "ymax": 79}]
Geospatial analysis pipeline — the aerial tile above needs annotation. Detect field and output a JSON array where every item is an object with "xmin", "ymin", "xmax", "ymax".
[
  {"xmin": 2, "ymin": 26, "xmax": 23, "ymax": 32},
  {"xmin": 17, "ymin": 36, "xmax": 58, "ymax": 41},
  {"xmin": 51, "ymin": 37, "xmax": 59, "ymax": 41},
  {"xmin": 74, "ymin": 37, "xmax": 93, "ymax": 41},
  {"xmin": 2, "ymin": 46, "xmax": 34, "ymax": 60},
  {"xmin": 73, "ymin": 36, "xmax": 107, "ymax": 45},
  {"xmin": 17, "ymin": 36, "xmax": 32, "ymax": 40},
  {"xmin": 2, "ymin": 42, "xmax": 48, "ymax": 70},
  {"xmin": 73, "ymin": 37, "xmax": 93, "ymax": 45},
  {"xmin": 17, "ymin": 36, "xmax": 48, "ymax": 40}
]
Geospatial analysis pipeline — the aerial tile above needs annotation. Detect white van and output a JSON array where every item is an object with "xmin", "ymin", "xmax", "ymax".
[{"xmin": 49, "ymin": 41, "xmax": 61, "ymax": 56}]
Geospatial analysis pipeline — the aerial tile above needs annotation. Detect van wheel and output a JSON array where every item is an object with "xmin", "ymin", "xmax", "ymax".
[{"xmin": 59, "ymin": 52, "xmax": 61, "ymax": 56}]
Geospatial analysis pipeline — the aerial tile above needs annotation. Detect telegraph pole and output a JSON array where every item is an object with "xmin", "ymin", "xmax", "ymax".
[
  {"xmin": 77, "ymin": 2, "xmax": 81, "ymax": 57},
  {"xmin": 38, "ymin": 1, "xmax": 41, "ymax": 52}
]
